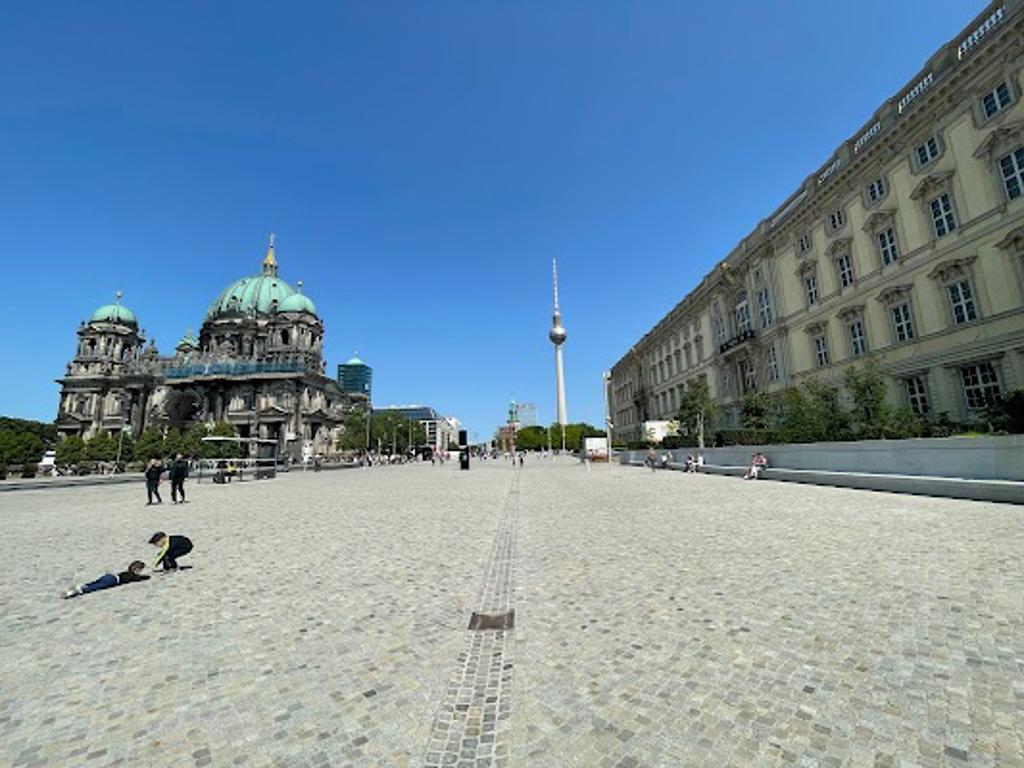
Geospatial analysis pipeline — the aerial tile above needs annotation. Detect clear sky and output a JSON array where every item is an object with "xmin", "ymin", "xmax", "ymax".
[{"xmin": 0, "ymin": 0, "xmax": 980, "ymax": 438}]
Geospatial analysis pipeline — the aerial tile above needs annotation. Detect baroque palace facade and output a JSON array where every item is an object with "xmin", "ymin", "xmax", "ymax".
[
  {"xmin": 55, "ymin": 237, "xmax": 366, "ymax": 459},
  {"xmin": 609, "ymin": 1, "xmax": 1024, "ymax": 442}
]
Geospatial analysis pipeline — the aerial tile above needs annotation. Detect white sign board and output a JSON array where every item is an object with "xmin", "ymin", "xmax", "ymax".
[{"xmin": 584, "ymin": 437, "xmax": 608, "ymax": 458}]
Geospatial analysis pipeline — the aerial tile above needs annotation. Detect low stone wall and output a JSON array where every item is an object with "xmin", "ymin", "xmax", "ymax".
[{"xmin": 622, "ymin": 435, "xmax": 1024, "ymax": 481}]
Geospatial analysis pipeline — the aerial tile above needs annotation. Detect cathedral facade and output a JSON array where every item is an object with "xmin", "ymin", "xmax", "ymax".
[{"xmin": 55, "ymin": 237, "xmax": 365, "ymax": 459}]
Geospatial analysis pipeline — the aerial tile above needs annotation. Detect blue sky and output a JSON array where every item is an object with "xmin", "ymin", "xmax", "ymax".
[{"xmin": 0, "ymin": 1, "xmax": 980, "ymax": 438}]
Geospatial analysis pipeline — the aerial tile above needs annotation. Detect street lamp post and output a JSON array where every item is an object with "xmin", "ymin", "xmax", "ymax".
[{"xmin": 603, "ymin": 371, "xmax": 613, "ymax": 469}]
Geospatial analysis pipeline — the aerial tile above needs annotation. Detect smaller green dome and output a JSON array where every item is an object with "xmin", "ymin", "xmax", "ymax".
[
  {"xmin": 177, "ymin": 330, "xmax": 199, "ymax": 349},
  {"xmin": 279, "ymin": 293, "xmax": 317, "ymax": 315},
  {"xmin": 91, "ymin": 303, "xmax": 137, "ymax": 326},
  {"xmin": 345, "ymin": 355, "xmax": 365, "ymax": 365}
]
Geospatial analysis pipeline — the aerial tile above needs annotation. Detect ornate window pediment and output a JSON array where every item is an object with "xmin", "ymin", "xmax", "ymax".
[
  {"xmin": 862, "ymin": 208, "xmax": 897, "ymax": 234},
  {"xmin": 994, "ymin": 225, "xmax": 1024, "ymax": 255},
  {"xmin": 794, "ymin": 257, "xmax": 817, "ymax": 277},
  {"xmin": 804, "ymin": 320, "xmax": 828, "ymax": 335},
  {"xmin": 928, "ymin": 255, "xmax": 977, "ymax": 283},
  {"xmin": 837, "ymin": 304, "xmax": 866, "ymax": 321},
  {"xmin": 909, "ymin": 170, "xmax": 955, "ymax": 201},
  {"xmin": 877, "ymin": 284, "xmax": 914, "ymax": 305},
  {"xmin": 825, "ymin": 237, "xmax": 853, "ymax": 259},
  {"xmin": 972, "ymin": 120, "xmax": 1024, "ymax": 161}
]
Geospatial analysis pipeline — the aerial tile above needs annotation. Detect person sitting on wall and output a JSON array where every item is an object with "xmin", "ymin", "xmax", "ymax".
[
  {"xmin": 660, "ymin": 452, "xmax": 670, "ymax": 469},
  {"xmin": 685, "ymin": 454, "xmax": 696, "ymax": 473},
  {"xmin": 744, "ymin": 452, "xmax": 768, "ymax": 480},
  {"xmin": 696, "ymin": 452, "xmax": 705, "ymax": 472}
]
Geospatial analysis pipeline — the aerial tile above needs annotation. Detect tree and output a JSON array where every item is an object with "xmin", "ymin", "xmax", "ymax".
[
  {"xmin": 337, "ymin": 409, "xmax": 370, "ymax": 451},
  {"xmin": 985, "ymin": 389, "xmax": 1024, "ymax": 433},
  {"xmin": 55, "ymin": 435, "xmax": 87, "ymax": 466},
  {"xmin": 85, "ymin": 432, "xmax": 116, "ymax": 462},
  {"xmin": 183, "ymin": 423, "xmax": 209, "ymax": 456},
  {"xmin": 515, "ymin": 426, "xmax": 548, "ymax": 451},
  {"xmin": 740, "ymin": 391, "xmax": 772, "ymax": 431},
  {"xmin": 134, "ymin": 429, "xmax": 165, "ymax": 462},
  {"xmin": 163, "ymin": 427, "xmax": 186, "ymax": 457},
  {"xmin": 676, "ymin": 377, "xmax": 717, "ymax": 449},
  {"xmin": 844, "ymin": 360, "xmax": 891, "ymax": 438}
]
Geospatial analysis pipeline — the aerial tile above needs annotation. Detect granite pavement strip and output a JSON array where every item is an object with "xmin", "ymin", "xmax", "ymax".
[{"xmin": 0, "ymin": 459, "xmax": 1022, "ymax": 767}]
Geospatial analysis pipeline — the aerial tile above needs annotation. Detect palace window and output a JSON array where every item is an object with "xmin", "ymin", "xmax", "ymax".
[
  {"xmin": 714, "ymin": 315, "xmax": 727, "ymax": 346},
  {"xmin": 757, "ymin": 287, "xmax": 773, "ymax": 328},
  {"xmin": 866, "ymin": 177, "xmax": 887, "ymax": 204},
  {"xmin": 827, "ymin": 208, "xmax": 846, "ymax": 233},
  {"xmin": 738, "ymin": 358, "xmax": 757, "ymax": 393},
  {"xmin": 734, "ymin": 291, "xmax": 752, "ymax": 334},
  {"xmin": 904, "ymin": 376, "xmax": 930, "ymax": 415},
  {"xmin": 877, "ymin": 227, "xmax": 899, "ymax": 265},
  {"xmin": 890, "ymin": 301, "xmax": 916, "ymax": 343},
  {"xmin": 684, "ymin": 345, "xmax": 692, "ymax": 369},
  {"xmin": 999, "ymin": 146, "xmax": 1024, "ymax": 200},
  {"xmin": 929, "ymin": 193, "xmax": 957, "ymax": 237},
  {"xmin": 803, "ymin": 271, "xmax": 819, "ymax": 306},
  {"xmin": 960, "ymin": 362, "xmax": 1001, "ymax": 409},
  {"xmin": 947, "ymin": 279, "xmax": 978, "ymax": 324},
  {"xmin": 798, "ymin": 233, "xmax": 812, "ymax": 254},
  {"xmin": 848, "ymin": 319, "xmax": 867, "ymax": 357},
  {"xmin": 836, "ymin": 252, "xmax": 855, "ymax": 289},
  {"xmin": 813, "ymin": 334, "xmax": 830, "ymax": 367},
  {"xmin": 916, "ymin": 136, "xmax": 940, "ymax": 166},
  {"xmin": 766, "ymin": 346, "xmax": 780, "ymax": 382},
  {"xmin": 982, "ymin": 81, "xmax": 1012, "ymax": 119}
]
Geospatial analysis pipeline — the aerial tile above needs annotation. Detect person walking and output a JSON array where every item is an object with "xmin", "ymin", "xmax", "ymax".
[
  {"xmin": 169, "ymin": 453, "xmax": 189, "ymax": 504},
  {"xmin": 144, "ymin": 458, "xmax": 164, "ymax": 505}
]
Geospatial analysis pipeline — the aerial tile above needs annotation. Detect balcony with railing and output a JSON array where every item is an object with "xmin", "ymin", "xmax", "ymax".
[{"xmin": 718, "ymin": 328, "xmax": 756, "ymax": 355}]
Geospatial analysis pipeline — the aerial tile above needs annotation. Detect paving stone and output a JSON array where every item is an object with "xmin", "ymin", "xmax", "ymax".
[{"xmin": 1, "ymin": 459, "xmax": 1022, "ymax": 766}]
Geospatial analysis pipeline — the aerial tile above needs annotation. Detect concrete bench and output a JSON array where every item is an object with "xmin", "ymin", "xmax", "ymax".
[
  {"xmin": 622, "ymin": 460, "xmax": 1024, "ymax": 504},
  {"xmin": 758, "ymin": 467, "xmax": 1024, "ymax": 505}
]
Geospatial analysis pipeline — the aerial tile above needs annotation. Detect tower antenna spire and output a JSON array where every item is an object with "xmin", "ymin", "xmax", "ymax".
[{"xmin": 552, "ymin": 257, "xmax": 560, "ymax": 313}]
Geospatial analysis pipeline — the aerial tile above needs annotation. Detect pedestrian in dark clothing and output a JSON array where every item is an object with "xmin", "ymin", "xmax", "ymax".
[
  {"xmin": 149, "ymin": 532, "xmax": 193, "ymax": 571},
  {"xmin": 144, "ymin": 458, "xmax": 164, "ymax": 505},
  {"xmin": 169, "ymin": 453, "xmax": 189, "ymax": 503},
  {"xmin": 64, "ymin": 560, "xmax": 150, "ymax": 598}
]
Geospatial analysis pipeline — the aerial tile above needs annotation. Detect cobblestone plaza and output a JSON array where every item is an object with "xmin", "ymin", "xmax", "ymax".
[{"xmin": 1, "ymin": 461, "xmax": 1021, "ymax": 768}]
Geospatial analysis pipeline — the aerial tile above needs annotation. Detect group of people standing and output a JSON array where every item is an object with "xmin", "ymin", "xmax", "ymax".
[{"xmin": 144, "ymin": 454, "xmax": 190, "ymax": 505}]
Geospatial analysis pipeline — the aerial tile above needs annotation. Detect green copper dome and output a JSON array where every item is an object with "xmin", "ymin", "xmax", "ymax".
[
  {"xmin": 278, "ymin": 292, "xmax": 317, "ymax": 315},
  {"xmin": 204, "ymin": 237, "xmax": 320, "ymax": 320},
  {"xmin": 206, "ymin": 274, "xmax": 297, "ymax": 319},
  {"xmin": 91, "ymin": 301, "xmax": 137, "ymax": 326}
]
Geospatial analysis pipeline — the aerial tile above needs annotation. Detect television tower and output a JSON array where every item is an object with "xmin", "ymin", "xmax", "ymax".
[{"xmin": 549, "ymin": 258, "xmax": 568, "ymax": 450}]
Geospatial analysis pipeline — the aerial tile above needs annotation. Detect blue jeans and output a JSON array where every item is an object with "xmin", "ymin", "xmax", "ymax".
[{"xmin": 80, "ymin": 573, "xmax": 118, "ymax": 594}]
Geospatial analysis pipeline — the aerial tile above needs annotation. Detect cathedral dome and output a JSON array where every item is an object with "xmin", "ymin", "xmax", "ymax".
[
  {"xmin": 278, "ymin": 293, "xmax": 317, "ymax": 315},
  {"xmin": 90, "ymin": 293, "xmax": 137, "ymax": 326},
  {"xmin": 205, "ymin": 235, "xmax": 303, "ymax": 320}
]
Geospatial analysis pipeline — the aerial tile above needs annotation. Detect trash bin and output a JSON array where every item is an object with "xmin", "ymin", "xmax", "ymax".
[{"xmin": 460, "ymin": 449, "xmax": 470, "ymax": 471}]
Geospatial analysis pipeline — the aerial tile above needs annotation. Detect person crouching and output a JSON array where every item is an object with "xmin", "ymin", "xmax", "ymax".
[{"xmin": 149, "ymin": 532, "xmax": 193, "ymax": 571}]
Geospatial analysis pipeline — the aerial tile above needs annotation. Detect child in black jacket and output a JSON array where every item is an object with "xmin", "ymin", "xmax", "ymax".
[
  {"xmin": 149, "ymin": 532, "xmax": 194, "ymax": 571},
  {"xmin": 64, "ymin": 560, "xmax": 150, "ymax": 598}
]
